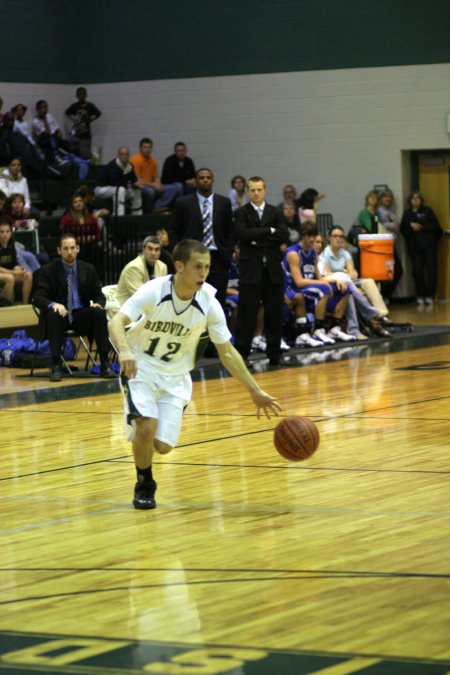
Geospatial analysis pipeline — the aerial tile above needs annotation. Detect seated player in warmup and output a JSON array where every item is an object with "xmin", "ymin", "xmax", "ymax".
[
  {"xmin": 283, "ymin": 222, "xmax": 355, "ymax": 347},
  {"xmin": 108, "ymin": 239, "xmax": 281, "ymax": 511}
]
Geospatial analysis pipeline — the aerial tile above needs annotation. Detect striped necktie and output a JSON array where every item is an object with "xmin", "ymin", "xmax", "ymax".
[
  {"xmin": 67, "ymin": 268, "xmax": 74, "ymax": 324},
  {"xmin": 202, "ymin": 198, "xmax": 213, "ymax": 248}
]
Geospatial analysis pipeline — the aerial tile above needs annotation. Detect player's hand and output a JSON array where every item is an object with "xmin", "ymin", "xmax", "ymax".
[
  {"xmin": 120, "ymin": 353, "xmax": 138, "ymax": 379},
  {"xmin": 251, "ymin": 389, "xmax": 282, "ymax": 419}
]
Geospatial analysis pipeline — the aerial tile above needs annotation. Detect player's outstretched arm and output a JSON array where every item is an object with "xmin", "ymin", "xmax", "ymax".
[
  {"xmin": 215, "ymin": 341, "xmax": 281, "ymax": 419},
  {"xmin": 108, "ymin": 311, "xmax": 137, "ymax": 379}
]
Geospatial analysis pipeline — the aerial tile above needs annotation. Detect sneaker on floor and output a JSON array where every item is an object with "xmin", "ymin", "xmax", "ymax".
[
  {"xmin": 416, "ymin": 297, "xmax": 424, "ymax": 305},
  {"xmin": 425, "ymin": 297, "xmax": 434, "ymax": 305},
  {"xmin": 328, "ymin": 325, "xmax": 357, "ymax": 342},
  {"xmin": 312, "ymin": 328, "xmax": 335, "ymax": 345},
  {"xmin": 280, "ymin": 338, "xmax": 290, "ymax": 352},
  {"xmin": 133, "ymin": 480, "xmax": 157, "ymax": 510},
  {"xmin": 295, "ymin": 332, "xmax": 323, "ymax": 348},
  {"xmin": 251, "ymin": 335, "xmax": 266, "ymax": 352},
  {"xmin": 356, "ymin": 331, "xmax": 369, "ymax": 341}
]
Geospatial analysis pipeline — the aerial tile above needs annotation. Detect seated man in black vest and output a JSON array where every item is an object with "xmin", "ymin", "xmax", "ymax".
[{"xmin": 33, "ymin": 234, "xmax": 116, "ymax": 381}]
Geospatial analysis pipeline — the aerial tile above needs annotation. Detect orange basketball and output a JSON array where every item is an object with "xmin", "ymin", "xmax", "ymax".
[{"xmin": 273, "ymin": 415, "xmax": 320, "ymax": 461}]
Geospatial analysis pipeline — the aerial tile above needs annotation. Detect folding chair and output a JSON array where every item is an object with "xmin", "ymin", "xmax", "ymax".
[
  {"xmin": 29, "ymin": 305, "xmax": 97, "ymax": 377},
  {"xmin": 316, "ymin": 213, "xmax": 334, "ymax": 236}
]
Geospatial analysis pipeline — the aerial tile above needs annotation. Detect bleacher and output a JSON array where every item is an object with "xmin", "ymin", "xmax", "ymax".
[
  {"xmin": 19, "ymin": 166, "xmax": 171, "ymax": 284},
  {"xmin": 36, "ymin": 212, "xmax": 170, "ymax": 284}
]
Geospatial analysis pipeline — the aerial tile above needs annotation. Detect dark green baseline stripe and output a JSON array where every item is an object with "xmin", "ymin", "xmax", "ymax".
[{"xmin": 0, "ymin": 630, "xmax": 449, "ymax": 674}]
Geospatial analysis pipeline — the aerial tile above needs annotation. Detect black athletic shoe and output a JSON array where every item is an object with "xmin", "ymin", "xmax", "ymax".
[
  {"xmin": 100, "ymin": 364, "xmax": 117, "ymax": 378},
  {"xmin": 49, "ymin": 365, "xmax": 63, "ymax": 382},
  {"xmin": 269, "ymin": 354, "xmax": 291, "ymax": 367},
  {"xmin": 132, "ymin": 480, "xmax": 157, "ymax": 510}
]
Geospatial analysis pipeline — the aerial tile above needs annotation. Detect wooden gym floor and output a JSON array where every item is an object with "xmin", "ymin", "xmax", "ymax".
[{"xmin": 0, "ymin": 302, "xmax": 449, "ymax": 674}]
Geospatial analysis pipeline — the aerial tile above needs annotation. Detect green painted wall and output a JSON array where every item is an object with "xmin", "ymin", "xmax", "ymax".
[
  {"xmin": 0, "ymin": 0, "xmax": 75, "ymax": 83},
  {"xmin": 1, "ymin": 0, "xmax": 449, "ymax": 84}
]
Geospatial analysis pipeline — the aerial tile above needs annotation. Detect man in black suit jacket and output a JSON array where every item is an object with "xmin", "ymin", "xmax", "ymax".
[
  {"xmin": 234, "ymin": 176, "xmax": 289, "ymax": 366},
  {"xmin": 33, "ymin": 234, "xmax": 115, "ymax": 381},
  {"xmin": 168, "ymin": 167, "xmax": 234, "ymax": 309}
]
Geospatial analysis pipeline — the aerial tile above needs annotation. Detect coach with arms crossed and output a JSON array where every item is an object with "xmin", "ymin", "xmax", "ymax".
[{"xmin": 234, "ymin": 176, "xmax": 289, "ymax": 366}]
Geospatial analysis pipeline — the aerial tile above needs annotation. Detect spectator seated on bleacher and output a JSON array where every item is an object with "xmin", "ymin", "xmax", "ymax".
[
  {"xmin": 298, "ymin": 188, "xmax": 326, "ymax": 224},
  {"xmin": 0, "ymin": 112, "xmax": 58, "ymax": 177},
  {"xmin": 227, "ymin": 175, "xmax": 249, "ymax": 213},
  {"xmin": 60, "ymin": 193, "xmax": 102, "ymax": 245},
  {"xmin": 94, "ymin": 147, "xmax": 142, "ymax": 216},
  {"xmin": 161, "ymin": 142, "xmax": 197, "ymax": 196},
  {"xmin": 131, "ymin": 138, "xmax": 182, "ymax": 214},
  {"xmin": 282, "ymin": 199, "xmax": 300, "ymax": 244},
  {"xmin": 59, "ymin": 193, "xmax": 102, "ymax": 271},
  {"xmin": 154, "ymin": 226, "xmax": 175, "ymax": 273},
  {"xmin": 11, "ymin": 104, "xmax": 42, "ymax": 155},
  {"xmin": 277, "ymin": 184, "xmax": 300, "ymax": 209},
  {"xmin": 77, "ymin": 184, "xmax": 110, "ymax": 225},
  {"xmin": 32, "ymin": 100, "xmax": 68, "ymax": 163},
  {"xmin": 0, "ymin": 158, "xmax": 40, "ymax": 220},
  {"xmin": 6, "ymin": 193, "xmax": 39, "ymax": 231},
  {"xmin": 0, "ymin": 221, "xmax": 32, "ymax": 304}
]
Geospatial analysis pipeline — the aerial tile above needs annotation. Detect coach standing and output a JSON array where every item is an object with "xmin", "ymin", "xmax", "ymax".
[
  {"xmin": 234, "ymin": 176, "xmax": 289, "ymax": 366},
  {"xmin": 168, "ymin": 167, "xmax": 234, "ymax": 309}
]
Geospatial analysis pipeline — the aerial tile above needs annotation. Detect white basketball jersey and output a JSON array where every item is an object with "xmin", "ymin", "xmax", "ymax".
[{"xmin": 119, "ymin": 275, "xmax": 231, "ymax": 375}]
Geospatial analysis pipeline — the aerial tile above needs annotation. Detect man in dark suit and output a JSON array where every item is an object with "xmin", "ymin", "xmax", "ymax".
[
  {"xmin": 33, "ymin": 234, "xmax": 115, "ymax": 381},
  {"xmin": 168, "ymin": 167, "xmax": 234, "ymax": 309},
  {"xmin": 234, "ymin": 176, "xmax": 289, "ymax": 366}
]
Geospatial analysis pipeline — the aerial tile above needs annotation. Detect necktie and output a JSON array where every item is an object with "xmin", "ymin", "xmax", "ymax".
[
  {"xmin": 202, "ymin": 198, "xmax": 213, "ymax": 248},
  {"xmin": 257, "ymin": 207, "xmax": 263, "ymax": 221},
  {"xmin": 67, "ymin": 268, "xmax": 74, "ymax": 324}
]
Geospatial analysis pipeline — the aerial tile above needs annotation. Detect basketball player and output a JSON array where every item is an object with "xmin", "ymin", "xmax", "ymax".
[
  {"xmin": 108, "ymin": 239, "xmax": 281, "ymax": 510},
  {"xmin": 283, "ymin": 222, "xmax": 355, "ymax": 345}
]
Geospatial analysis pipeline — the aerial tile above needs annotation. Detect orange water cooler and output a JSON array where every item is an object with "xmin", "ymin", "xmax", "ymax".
[{"xmin": 358, "ymin": 234, "xmax": 394, "ymax": 281}]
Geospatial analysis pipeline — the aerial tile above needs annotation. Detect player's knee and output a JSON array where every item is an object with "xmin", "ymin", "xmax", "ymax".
[
  {"xmin": 154, "ymin": 439, "xmax": 173, "ymax": 455},
  {"xmin": 135, "ymin": 419, "xmax": 156, "ymax": 444}
]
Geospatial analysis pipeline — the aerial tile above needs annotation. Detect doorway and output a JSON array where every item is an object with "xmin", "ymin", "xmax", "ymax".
[{"xmin": 418, "ymin": 152, "xmax": 450, "ymax": 300}]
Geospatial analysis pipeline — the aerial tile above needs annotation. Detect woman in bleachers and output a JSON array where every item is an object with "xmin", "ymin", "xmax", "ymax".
[
  {"xmin": 228, "ymin": 175, "xmax": 249, "ymax": 212},
  {"xmin": 60, "ymin": 193, "xmax": 103, "ymax": 273},
  {"xmin": 297, "ymin": 188, "xmax": 326, "ymax": 224},
  {"xmin": 6, "ymin": 193, "xmax": 38, "ymax": 230},
  {"xmin": 60, "ymin": 193, "xmax": 102, "ymax": 245},
  {"xmin": 0, "ymin": 158, "xmax": 40, "ymax": 220}
]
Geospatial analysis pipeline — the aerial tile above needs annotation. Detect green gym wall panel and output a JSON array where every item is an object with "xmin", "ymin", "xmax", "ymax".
[{"xmin": 1, "ymin": 0, "xmax": 449, "ymax": 84}]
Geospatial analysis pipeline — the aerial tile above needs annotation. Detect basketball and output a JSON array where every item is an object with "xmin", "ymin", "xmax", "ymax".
[{"xmin": 273, "ymin": 415, "xmax": 320, "ymax": 461}]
